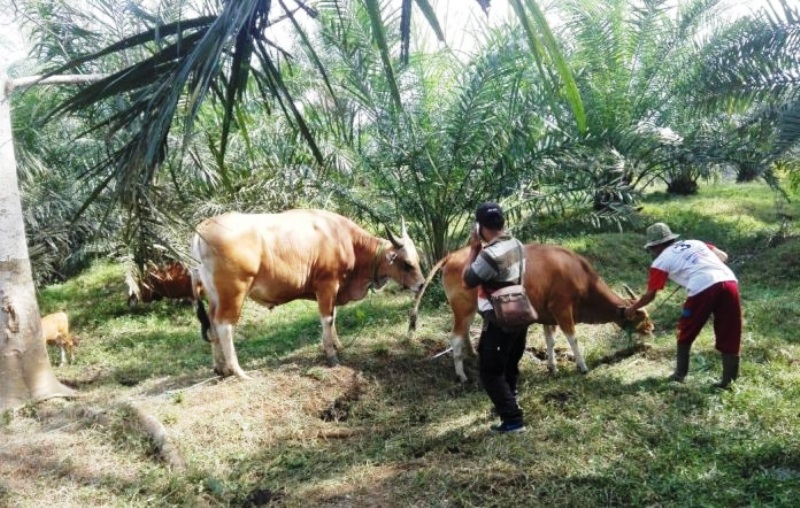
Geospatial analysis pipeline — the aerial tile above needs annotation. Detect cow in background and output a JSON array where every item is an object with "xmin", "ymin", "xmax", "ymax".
[
  {"xmin": 41, "ymin": 311, "xmax": 78, "ymax": 366},
  {"xmin": 409, "ymin": 244, "xmax": 654, "ymax": 382},
  {"xmin": 191, "ymin": 209, "xmax": 425, "ymax": 379},
  {"xmin": 127, "ymin": 262, "xmax": 194, "ymax": 307}
]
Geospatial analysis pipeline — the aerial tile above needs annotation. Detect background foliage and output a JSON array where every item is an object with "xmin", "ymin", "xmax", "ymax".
[{"xmin": 7, "ymin": 0, "xmax": 800, "ymax": 278}]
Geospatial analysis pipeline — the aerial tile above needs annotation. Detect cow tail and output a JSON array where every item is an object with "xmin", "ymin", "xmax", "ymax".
[
  {"xmin": 196, "ymin": 299, "xmax": 211, "ymax": 342},
  {"xmin": 190, "ymin": 235, "xmax": 211, "ymax": 342},
  {"xmin": 408, "ymin": 254, "xmax": 450, "ymax": 335}
]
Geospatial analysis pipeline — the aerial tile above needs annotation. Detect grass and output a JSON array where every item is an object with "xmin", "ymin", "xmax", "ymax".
[{"xmin": 2, "ymin": 179, "xmax": 800, "ymax": 507}]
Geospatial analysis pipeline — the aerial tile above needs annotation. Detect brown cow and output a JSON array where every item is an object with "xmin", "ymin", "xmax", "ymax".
[
  {"xmin": 191, "ymin": 209, "xmax": 425, "ymax": 378},
  {"xmin": 127, "ymin": 262, "xmax": 194, "ymax": 306},
  {"xmin": 409, "ymin": 244, "xmax": 654, "ymax": 382},
  {"xmin": 41, "ymin": 311, "xmax": 77, "ymax": 366}
]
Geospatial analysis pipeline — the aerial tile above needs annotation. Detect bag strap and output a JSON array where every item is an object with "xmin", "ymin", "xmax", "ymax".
[{"xmin": 516, "ymin": 240, "xmax": 525, "ymax": 285}]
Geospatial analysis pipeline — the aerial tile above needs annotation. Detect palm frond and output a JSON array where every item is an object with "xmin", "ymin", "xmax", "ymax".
[
  {"xmin": 778, "ymin": 95, "xmax": 800, "ymax": 153},
  {"xmin": 42, "ymin": 0, "xmax": 329, "ymax": 228},
  {"xmin": 511, "ymin": 0, "xmax": 586, "ymax": 133},
  {"xmin": 690, "ymin": 16, "xmax": 800, "ymax": 110},
  {"xmin": 363, "ymin": 0, "xmax": 403, "ymax": 112}
]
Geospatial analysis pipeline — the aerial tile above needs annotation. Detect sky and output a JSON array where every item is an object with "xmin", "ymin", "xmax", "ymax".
[
  {"xmin": 413, "ymin": 0, "xmax": 775, "ymax": 57},
  {"xmin": 0, "ymin": 1, "xmax": 25, "ymax": 72},
  {"xmin": 0, "ymin": 0, "xmax": 779, "ymax": 75}
]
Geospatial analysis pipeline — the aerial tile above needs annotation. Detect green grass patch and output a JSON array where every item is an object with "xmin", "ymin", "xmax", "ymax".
[{"xmin": 5, "ymin": 179, "xmax": 800, "ymax": 507}]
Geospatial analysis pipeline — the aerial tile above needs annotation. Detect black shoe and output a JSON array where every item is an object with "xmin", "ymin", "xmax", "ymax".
[
  {"xmin": 490, "ymin": 421, "xmax": 527, "ymax": 434},
  {"xmin": 712, "ymin": 354, "xmax": 740, "ymax": 390},
  {"xmin": 668, "ymin": 343, "xmax": 691, "ymax": 382}
]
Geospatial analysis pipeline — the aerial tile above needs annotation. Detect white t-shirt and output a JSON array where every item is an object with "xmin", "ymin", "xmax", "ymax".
[{"xmin": 650, "ymin": 240, "xmax": 737, "ymax": 297}]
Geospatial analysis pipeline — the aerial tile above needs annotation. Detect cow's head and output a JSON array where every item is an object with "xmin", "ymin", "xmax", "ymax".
[
  {"xmin": 621, "ymin": 306, "xmax": 654, "ymax": 335},
  {"xmin": 383, "ymin": 219, "xmax": 425, "ymax": 293},
  {"xmin": 618, "ymin": 284, "xmax": 654, "ymax": 335}
]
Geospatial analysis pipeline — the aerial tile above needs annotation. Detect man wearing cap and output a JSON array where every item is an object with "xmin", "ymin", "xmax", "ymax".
[
  {"xmin": 624, "ymin": 223, "xmax": 742, "ymax": 389},
  {"xmin": 462, "ymin": 202, "xmax": 529, "ymax": 433}
]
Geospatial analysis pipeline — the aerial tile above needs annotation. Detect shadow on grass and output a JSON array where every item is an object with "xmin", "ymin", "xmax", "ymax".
[{"xmin": 196, "ymin": 346, "xmax": 794, "ymax": 507}]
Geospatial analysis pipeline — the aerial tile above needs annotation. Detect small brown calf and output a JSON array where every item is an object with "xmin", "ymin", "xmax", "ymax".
[{"xmin": 41, "ymin": 311, "xmax": 77, "ymax": 366}]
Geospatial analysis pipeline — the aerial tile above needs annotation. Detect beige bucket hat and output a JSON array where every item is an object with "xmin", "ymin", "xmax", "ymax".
[{"xmin": 644, "ymin": 222, "xmax": 680, "ymax": 249}]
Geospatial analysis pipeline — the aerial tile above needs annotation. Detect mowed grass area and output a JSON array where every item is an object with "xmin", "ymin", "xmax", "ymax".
[{"xmin": 2, "ymin": 180, "xmax": 800, "ymax": 507}]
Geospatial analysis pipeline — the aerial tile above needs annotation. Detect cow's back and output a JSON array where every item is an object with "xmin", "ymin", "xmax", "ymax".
[
  {"xmin": 441, "ymin": 243, "xmax": 605, "ymax": 326},
  {"xmin": 140, "ymin": 263, "xmax": 194, "ymax": 302},
  {"xmin": 523, "ymin": 245, "xmax": 603, "ymax": 323},
  {"xmin": 194, "ymin": 210, "xmax": 363, "ymax": 305}
]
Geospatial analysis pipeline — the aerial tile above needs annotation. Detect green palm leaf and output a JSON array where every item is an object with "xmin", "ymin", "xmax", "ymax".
[
  {"xmin": 511, "ymin": 0, "xmax": 586, "ymax": 133},
  {"xmin": 44, "ymin": 0, "xmax": 326, "ymax": 219},
  {"xmin": 363, "ymin": 0, "xmax": 403, "ymax": 111}
]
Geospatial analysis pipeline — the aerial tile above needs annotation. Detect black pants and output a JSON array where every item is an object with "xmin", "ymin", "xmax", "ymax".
[{"xmin": 478, "ymin": 319, "xmax": 528, "ymax": 424}]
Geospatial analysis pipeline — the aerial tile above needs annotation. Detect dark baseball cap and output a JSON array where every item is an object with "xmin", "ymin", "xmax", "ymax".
[{"xmin": 475, "ymin": 202, "xmax": 505, "ymax": 230}]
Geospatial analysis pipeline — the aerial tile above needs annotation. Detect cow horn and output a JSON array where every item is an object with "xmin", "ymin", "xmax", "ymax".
[
  {"xmin": 386, "ymin": 226, "xmax": 403, "ymax": 248},
  {"xmin": 400, "ymin": 217, "xmax": 408, "ymax": 238},
  {"xmin": 622, "ymin": 284, "xmax": 638, "ymax": 299}
]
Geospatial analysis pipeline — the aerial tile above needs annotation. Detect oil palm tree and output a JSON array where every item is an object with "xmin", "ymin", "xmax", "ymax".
[
  {"xmin": 1, "ymin": 0, "xmax": 583, "ymax": 408},
  {"xmin": 552, "ymin": 0, "xmax": 746, "ymax": 196},
  {"xmin": 683, "ymin": 0, "xmax": 800, "ymax": 179},
  {"xmin": 555, "ymin": 0, "xmax": 800, "ymax": 196},
  {"xmin": 294, "ymin": 2, "xmax": 587, "ymax": 261}
]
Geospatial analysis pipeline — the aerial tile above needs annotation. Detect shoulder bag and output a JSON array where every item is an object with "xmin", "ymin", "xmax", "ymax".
[{"xmin": 489, "ymin": 241, "xmax": 537, "ymax": 330}]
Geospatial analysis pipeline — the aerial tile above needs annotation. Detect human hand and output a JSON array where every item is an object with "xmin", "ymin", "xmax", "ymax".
[{"xmin": 469, "ymin": 224, "xmax": 482, "ymax": 249}]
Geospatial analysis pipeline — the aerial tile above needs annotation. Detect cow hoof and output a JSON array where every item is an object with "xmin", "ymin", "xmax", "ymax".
[
  {"xmin": 326, "ymin": 355, "xmax": 340, "ymax": 367},
  {"xmin": 577, "ymin": 367, "xmax": 589, "ymax": 375}
]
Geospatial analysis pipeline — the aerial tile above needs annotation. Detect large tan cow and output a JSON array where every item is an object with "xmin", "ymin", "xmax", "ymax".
[
  {"xmin": 191, "ymin": 209, "xmax": 425, "ymax": 378},
  {"xmin": 409, "ymin": 244, "xmax": 654, "ymax": 382}
]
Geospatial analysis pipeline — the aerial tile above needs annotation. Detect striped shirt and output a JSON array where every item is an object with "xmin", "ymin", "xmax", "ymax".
[{"xmin": 463, "ymin": 232, "xmax": 525, "ymax": 312}]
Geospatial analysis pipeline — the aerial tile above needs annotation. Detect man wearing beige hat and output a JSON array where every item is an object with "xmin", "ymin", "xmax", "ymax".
[{"xmin": 625, "ymin": 223, "xmax": 742, "ymax": 389}]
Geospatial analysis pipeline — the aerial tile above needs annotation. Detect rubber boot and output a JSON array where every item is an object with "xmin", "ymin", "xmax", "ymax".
[
  {"xmin": 668, "ymin": 343, "xmax": 691, "ymax": 382},
  {"xmin": 712, "ymin": 354, "xmax": 740, "ymax": 390}
]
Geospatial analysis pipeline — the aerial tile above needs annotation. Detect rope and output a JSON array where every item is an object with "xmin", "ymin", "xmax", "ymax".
[{"xmin": 649, "ymin": 285, "xmax": 682, "ymax": 316}]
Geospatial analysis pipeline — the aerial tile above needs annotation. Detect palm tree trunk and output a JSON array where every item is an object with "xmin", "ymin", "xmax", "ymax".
[{"xmin": 0, "ymin": 75, "xmax": 75, "ymax": 410}]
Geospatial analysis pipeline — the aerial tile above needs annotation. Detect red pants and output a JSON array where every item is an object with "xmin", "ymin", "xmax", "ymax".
[{"xmin": 677, "ymin": 280, "xmax": 742, "ymax": 355}]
